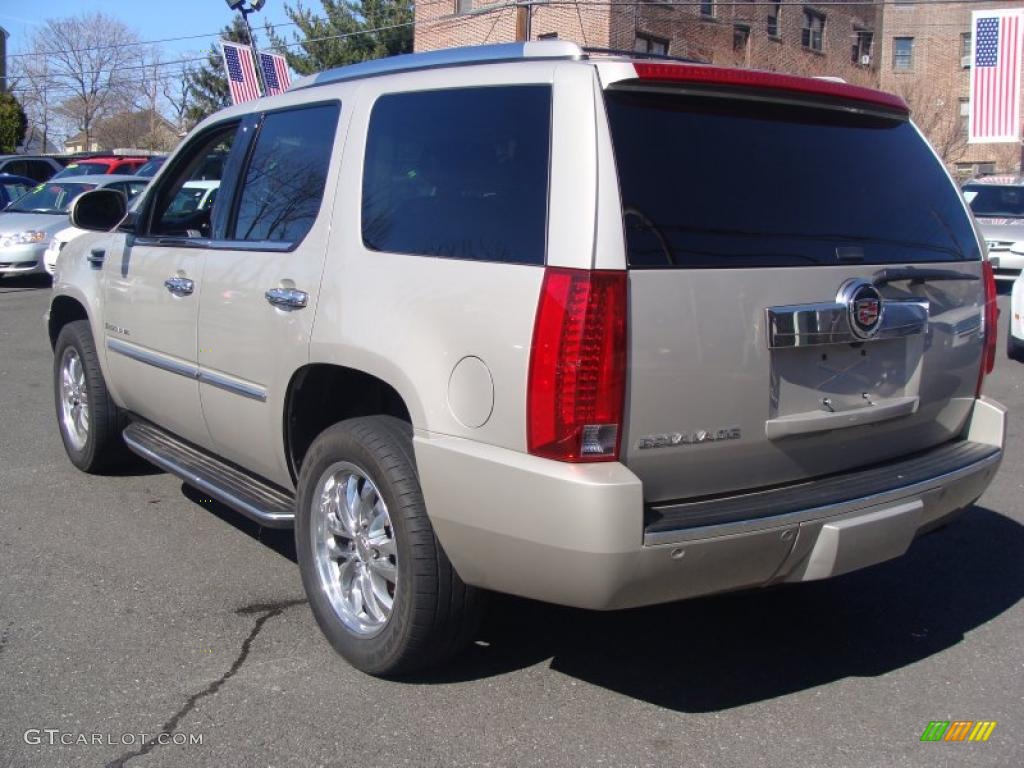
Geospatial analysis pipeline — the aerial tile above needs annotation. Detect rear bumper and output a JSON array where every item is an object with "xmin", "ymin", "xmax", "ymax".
[
  {"xmin": 988, "ymin": 250, "xmax": 1024, "ymax": 279},
  {"xmin": 415, "ymin": 398, "xmax": 1005, "ymax": 610}
]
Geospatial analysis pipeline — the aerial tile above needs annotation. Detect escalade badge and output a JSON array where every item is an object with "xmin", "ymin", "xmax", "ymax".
[
  {"xmin": 840, "ymin": 280, "xmax": 884, "ymax": 340},
  {"xmin": 637, "ymin": 427, "xmax": 741, "ymax": 450}
]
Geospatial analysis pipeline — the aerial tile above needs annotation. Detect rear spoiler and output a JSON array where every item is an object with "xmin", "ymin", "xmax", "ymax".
[{"xmin": 600, "ymin": 61, "xmax": 909, "ymax": 116}]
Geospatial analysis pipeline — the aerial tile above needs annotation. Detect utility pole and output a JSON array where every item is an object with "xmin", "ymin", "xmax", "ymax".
[{"xmin": 224, "ymin": 0, "xmax": 267, "ymax": 95}]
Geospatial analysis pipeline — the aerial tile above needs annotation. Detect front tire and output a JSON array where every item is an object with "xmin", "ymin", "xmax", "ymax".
[
  {"xmin": 53, "ymin": 320, "xmax": 128, "ymax": 473},
  {"xmin": 295, "ymin": 416, "xmax": 480, "ymax": 676}
]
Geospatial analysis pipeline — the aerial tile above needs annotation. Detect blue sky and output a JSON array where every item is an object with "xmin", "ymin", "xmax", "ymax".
[{"xmin": 1, "ymin": 0, "xmax": 298, "ymax": 56}]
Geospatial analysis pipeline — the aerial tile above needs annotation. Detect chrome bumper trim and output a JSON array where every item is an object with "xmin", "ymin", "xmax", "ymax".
[{"xmin": 643, "ymin": 446, "xmax": 1001, "ymax": 546}]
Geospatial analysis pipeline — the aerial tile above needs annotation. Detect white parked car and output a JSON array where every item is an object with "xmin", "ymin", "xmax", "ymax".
[
  {"xmin": 1010, "ymin": 265, "xmax": 1024, "ymax": 360},
  {"xmin": 33, "ymin": 175, "xmax": 149, "ymax": 277}
]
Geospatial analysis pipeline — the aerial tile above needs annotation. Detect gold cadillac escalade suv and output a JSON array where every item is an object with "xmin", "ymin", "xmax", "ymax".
[{"xmin": 47, "ymin": 42, "xmax": 1006, "ymax": 675}]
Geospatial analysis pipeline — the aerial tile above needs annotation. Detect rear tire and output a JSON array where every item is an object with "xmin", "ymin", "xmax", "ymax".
[
  {"xmin": 295, "ymin": 416, "xmax": 481, "ymax": 676},
  {"xmin": 53, "ymin": 320, "xmax": 130, "ymax": 473}
]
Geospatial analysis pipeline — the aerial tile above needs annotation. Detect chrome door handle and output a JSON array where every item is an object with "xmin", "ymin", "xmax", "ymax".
[
  {"xmin": 164, "ymin": 276, "xmax": 194, "ymax": 297},
  {"xmin": 265, "ymin": 287, "xmax": 308, "ymax": 310},
  {"xmin": 87, "ymin": 248, "xmax": 105, "ymax": 269}
]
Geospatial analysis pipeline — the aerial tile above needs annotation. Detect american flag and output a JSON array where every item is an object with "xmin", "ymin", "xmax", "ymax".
[
  {"xmin": 221, "ymin": 40, "xmax": 261, "ymax": 104},
  {"xmin": 259, "ymin": 51, "xmax": 292, "ymax": 96},
  {"xmin": 969, "ymin": 10, "xmax": 1023, "ymax": 143}
]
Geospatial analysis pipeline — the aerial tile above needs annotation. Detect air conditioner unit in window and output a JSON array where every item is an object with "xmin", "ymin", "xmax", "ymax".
[
  {"xmin": 962, "ymin": 55, "xmax": 972, "ymax": 68},
  {"xmin": 860, "ymin": 54, "xmax": 871, "ymax": 66}
]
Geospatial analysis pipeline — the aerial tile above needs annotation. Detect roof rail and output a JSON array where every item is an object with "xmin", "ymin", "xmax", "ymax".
[{"xmin": 289, "ymin": 41, "xmax": 585, "ymax": 91}]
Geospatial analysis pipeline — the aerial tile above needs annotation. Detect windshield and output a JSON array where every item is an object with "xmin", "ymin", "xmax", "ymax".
[
  {"xmin": 6, "ymin": 182, "xmax": 97, "ymax": 214},
  {"xmin": 962, "ymin": 185, "xmax": 1024, "ymax": 218},
  {"xmin": 606, "ymin": 90, "xmax": 980, "ymax": 268},
  {"xmin": 167, "ymin": 184, "xmax": 218, "ymax": 215},
  {"xmin": 55, "ymin": 162, "xmax": 109, "ymax": 178},
  {"xmin": 2, "ymin": 181, "xmax": 30, "ymax": 203}
]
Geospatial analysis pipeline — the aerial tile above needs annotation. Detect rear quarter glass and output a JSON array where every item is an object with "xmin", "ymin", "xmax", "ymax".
[{"xmin": 605, "ymin": 91, "xmax": 980, "ymax": 268}]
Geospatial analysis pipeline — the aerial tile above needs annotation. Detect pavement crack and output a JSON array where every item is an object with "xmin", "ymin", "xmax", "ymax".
[{"xmin": 105, "ymin": 598, "xmax": 305, "ymax": 768}]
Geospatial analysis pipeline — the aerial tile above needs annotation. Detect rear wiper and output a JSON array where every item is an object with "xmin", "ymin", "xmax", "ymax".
[{"xmin": 874, "ymin": 267, "xmax": 978, "ymax": 285}]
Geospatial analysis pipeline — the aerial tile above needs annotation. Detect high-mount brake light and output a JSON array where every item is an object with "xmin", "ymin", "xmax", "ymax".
[
  {"xmin": 527, "ymin": 268, "xmax": 627, "ymax": 462},
  {"xmin": 632, "ymin": 62, "xmax": 910, "ymax": 114}
]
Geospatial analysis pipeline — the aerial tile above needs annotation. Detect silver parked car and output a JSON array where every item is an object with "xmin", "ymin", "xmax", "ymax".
[
  {"xmin": 962, "ymin": 176, "xmax": 1024, "ymax": 278},
  {"xmin": 0, "ymin": 175, "xmax": 147, "ymax": 279},
  {"xmin": 49, "ymin": 42, "xmax": 1005, "ymax": 675}
]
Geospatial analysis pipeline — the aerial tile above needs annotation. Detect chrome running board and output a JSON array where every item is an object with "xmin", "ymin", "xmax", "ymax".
[{"xmin": 123, "ymin": 421, "xmax": 295, "ymax": 528}]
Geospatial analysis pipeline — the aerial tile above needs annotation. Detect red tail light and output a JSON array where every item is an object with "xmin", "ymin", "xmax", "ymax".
[
  {"xmin": 527, "ymin": 268, "xmax": 627, "ymax": 462},
  {"xmin": 977, "ymin": 260, "xmax": 998, "ymax": 396}
]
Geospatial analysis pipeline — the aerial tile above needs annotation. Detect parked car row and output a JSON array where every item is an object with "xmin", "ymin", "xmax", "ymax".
[
  {"xmin": 960, "ymin": 177, "xmax": 1024, "ymax": 362},
  {"xmin": 0, "ymin": 176, "xmax": 149, "ymax": 279}
]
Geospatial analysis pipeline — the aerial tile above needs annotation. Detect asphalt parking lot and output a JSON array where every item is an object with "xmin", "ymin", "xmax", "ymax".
[{"xmin": 1, "ymin": 274, "xmax": 1022, "ymax": 768}]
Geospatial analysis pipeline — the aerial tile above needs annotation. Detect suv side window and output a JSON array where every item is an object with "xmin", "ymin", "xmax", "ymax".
[
  {"xmin": 28, "ymin": 161, "xmax": 56, "ymax": 181},
  {"xmin": 4, "ymin": 160, "xmax": 28, "ymax": 177},
  {"xmin": 230, "ymin": 103, "xmax": 340, "ymax": 245},
  {"xmin": 148, "ymin": 124, "xmax": 239, "ymax": 239},
  {"xmin": 361, "ymin": 86, "xmax": 551, "ymax": 265}
]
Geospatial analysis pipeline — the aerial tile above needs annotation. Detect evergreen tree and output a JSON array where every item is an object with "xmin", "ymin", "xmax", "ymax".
[
  {"xmin": 0, "ymin": 92, "xmax": 28, "ymax": 153},
  {"xmin": 185, "ymin": 16, "xmax": 251, "ymax": 126},
  {"xmin": 267, "ymin": 0, "xmax": 413, "ymax": 76}
]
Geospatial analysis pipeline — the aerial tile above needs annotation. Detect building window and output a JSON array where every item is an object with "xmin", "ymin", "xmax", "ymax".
[
  {"xmin": 733, "ymin": 24, "xmax": 751, "ymax": 53},
  {"xmin": 892, "ymin": 37, "xmax": 914, "ymax": 71},
  {"xmin": 767, "ymin": 3, "xmax": 781, "ymax": 38},
  {"xmin": 538, "ymin": 32, "xmax": 559, "ymax": 40},
  {"xmin": 455, "ymin": 0, "xmax": 471, "ymax": 14},
  {"xmin": 961, "ymin": 32, "xmax": 972, "ymax": 67},
  {"xmin": 956, "ymin": 161, "xmax": 995, "ymax": 180},
  {"xmin": 959, "ymin": 98, "xmax": 970, "ymax": 135},
  {"xmin": 700, "ymin": 1, "xmax": 715, "ymax": 17},
  {"xmin": 802, "ymin": 10, "xmax": 826, "ymax": 52},
  {"xmin": 851, "ymin": 28, "xmax": 873, "ymax": 65},
  {"xmin": 634, "ymin": 33, "xmax": 669, "ymax": 56}
]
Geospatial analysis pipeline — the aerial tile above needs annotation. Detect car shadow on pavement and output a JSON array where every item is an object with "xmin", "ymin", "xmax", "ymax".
[
  {"xmin": 174, "ymin": 487, "xmax": 1023, "ymax": 711},
  {"xmin": 180, "ymin": 483, "xmax": 297, "ymax": 563},
  {"xmin": 425, "ymin": 506, "xmax": 1024, "ymax": 710},
  {"xmin": 0, "ymin": 274, "xmax": 51, "ymax": 293}
]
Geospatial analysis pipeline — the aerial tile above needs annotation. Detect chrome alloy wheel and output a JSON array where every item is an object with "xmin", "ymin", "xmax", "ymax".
[
  {"xmin": 59, "ymin": 347, "xmax": 89, "ymax": 451},
  {"xmin": 312, "ymin": 462, "xmax": 398, "ymax": 637}
]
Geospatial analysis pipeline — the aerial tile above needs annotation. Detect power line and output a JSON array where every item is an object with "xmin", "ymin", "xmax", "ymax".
[
  {"xmin": 8, "ymin": 0, "xmax": 994, "ymax": 95},
  {"xmin": 5, "ymin": 0, "xmax": 455, "ymax": 58}
]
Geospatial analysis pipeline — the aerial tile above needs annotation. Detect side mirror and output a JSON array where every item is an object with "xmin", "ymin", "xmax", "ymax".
[{"xmin": 69, "ymin": 188, "xmax": 127, "ymax": 232}]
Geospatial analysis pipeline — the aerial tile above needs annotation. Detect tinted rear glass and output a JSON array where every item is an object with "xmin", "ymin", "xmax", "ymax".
[
  {"xmin": 606, "ymin": 91, "xmax": 980, "ymax": 268},
  {"xmin": 962, "ymin": 184, "xmax": 1024, "ymax": 218},
  {"xmin": 57, "ymin": 162, "xmax": 109, "ymax": 177},
  {"xmin": 362, "ymin": 86, "xmax": 551, "ymax": 265}
]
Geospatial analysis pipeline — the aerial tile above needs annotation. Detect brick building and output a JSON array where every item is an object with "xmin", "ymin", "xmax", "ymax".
[
  {"xmin": 416, "ymin": 2, "xmax": 880, "ymax": 86},
  {"xmin": 415, "ymin": 1, "xmax": 1024, "ymax": 174},
  {"xmin": 878, "ymin": 1, "xmax": 1024, "ymax": 177}
]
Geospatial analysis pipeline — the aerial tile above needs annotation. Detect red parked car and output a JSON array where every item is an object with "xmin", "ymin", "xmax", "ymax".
[{"xmin": 53, "ymin": 156, "xmax": 150, "ymax": 178}]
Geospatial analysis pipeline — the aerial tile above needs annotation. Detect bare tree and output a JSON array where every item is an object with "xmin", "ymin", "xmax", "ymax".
[
  {"xmin": 24, "ymin": 12, "xmax": 144, "ymax": 150},
  {"xmin": 893, "ymin": 80, "xmax": 968, "ymax": 167},
  {"xmin": 10, "ymin": 56, "xmax": 57, "ymax": 152},
  {"xmin": 162, "ymin": 60, "xmax": 196, "ymax": 134}
]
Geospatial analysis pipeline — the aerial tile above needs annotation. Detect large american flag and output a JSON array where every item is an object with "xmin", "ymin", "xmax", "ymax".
[
  {"xmin": 969, "ymin": 9, "xmax": 1023, "ymax": 143},
  {"xmin": 259, "ymin": 51, "xmax": 292, "ymax": 96},
  {"xmin": 221, "ymin": 41, "xmax": 262, "ymax": 104}
]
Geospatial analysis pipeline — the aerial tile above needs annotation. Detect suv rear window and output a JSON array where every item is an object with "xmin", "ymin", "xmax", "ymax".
[
  {"xmin": 362, "ymin": 86, "xmax": 551, "ymax": 265},
  {"xmin": 962, "ymin": 184, "xmax": 1024, "ymax": 218},
  {"xmin": 606, "ymin": 91, "xmax": 980, "ymax": 268}
]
